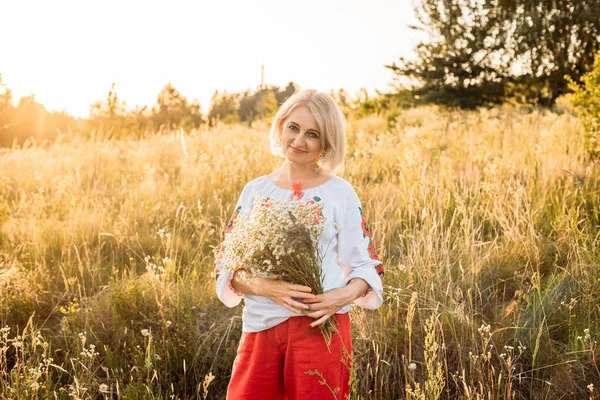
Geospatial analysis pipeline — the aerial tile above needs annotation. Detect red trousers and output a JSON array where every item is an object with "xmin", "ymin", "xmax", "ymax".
[{"xmin": 227, "ymin": 314, "xmax": 352, "ymax": 400}]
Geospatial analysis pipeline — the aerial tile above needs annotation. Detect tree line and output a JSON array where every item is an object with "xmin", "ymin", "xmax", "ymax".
[
  {"xmin": 2, "ymin": 0, "xmax": 600, "ymax": 146},
  {"xmin": 0, "ymin": 77, "xmax": 402, "ymax": 146}
]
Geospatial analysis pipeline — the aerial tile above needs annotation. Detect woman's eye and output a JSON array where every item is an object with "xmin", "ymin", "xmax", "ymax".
[
  {"xmin": 309, "ymin": 133, "xmax": 319, "ymax": 139},
  {"xmin": 289, "ymin": 125, "xmax": 298, "ymax": 131}
]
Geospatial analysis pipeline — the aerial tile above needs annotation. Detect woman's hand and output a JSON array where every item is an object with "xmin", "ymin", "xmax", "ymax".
[
  {"xmin": 302, "ymin": 279, "xmax": 370, "ymax": 327},
  {"xmin": 261, "ymin": 279, "xmax": 315, "ymax": 314},
  {"xmin": 231, "ymin": 269, "xmax": 314, "ymax": 314}
]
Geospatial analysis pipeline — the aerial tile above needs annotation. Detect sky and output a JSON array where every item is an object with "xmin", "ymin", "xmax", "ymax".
[{"xmin": 1, "ymin": 0, "xmax": 423, "ymax": 118}]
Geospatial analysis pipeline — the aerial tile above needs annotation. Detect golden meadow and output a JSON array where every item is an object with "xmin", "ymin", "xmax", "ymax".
[{"xmin": 1, "ymin": 106, "xmax": 599, "ymax": 399}]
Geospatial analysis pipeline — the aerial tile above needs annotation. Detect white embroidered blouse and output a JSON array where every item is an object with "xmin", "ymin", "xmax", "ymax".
[{"xmin": 214, "ymin": 175, "xmax": 384, "ymax": 333}]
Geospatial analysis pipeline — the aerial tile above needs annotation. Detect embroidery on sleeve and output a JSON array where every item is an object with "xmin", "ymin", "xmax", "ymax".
[
  {"xmin": 359, "ymin": 206, "xmax": 385, "ymax": 279},
  {"xmin": 359, "ymin": 206, "xmax": 381, "ymax": 262},
  {"xmin": 225, "ymin": 206, "xmax": 242, "ymax": 233},
  {"xmin": 306, "ymin": 196, "xmax": 325, "ymax": 224},
  {"xmin": 375, "ymin": 264, "xmax": 385, "ymax": 278}
]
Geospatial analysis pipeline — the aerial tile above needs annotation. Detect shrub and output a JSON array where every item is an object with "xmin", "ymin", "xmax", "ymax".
[{"xmin": 568, "ymin": 52, "xmax": 600, "ymax": 159}]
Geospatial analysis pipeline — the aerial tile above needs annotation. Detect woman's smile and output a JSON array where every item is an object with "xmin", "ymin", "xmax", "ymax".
[{"xmin": 291, "ymin": 146, "xmax": 306, "ymax": 154}]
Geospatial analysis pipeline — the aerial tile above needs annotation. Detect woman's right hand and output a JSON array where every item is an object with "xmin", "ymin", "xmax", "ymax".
[{"xmin": 232, "ymin": 270, "xmax": 314, "ymax": 314}]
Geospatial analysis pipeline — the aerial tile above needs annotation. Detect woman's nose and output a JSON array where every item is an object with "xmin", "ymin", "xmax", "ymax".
[{"xmin": 292, "ymin": 132, "xmax": 306, "ymax": 146}]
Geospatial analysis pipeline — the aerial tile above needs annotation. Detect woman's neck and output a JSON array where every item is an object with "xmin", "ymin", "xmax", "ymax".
[{"xmin": 280, "ymin": 160, "xmax": 322, "ymax": 183}]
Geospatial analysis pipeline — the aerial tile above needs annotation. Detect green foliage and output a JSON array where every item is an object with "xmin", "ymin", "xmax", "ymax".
[
  {"xmin": 389, "ymin": 0, "xmax": 600, "ymax": 108},
  {"xmin": 209, "ymin": 82, "xmax": 298, "ymax": 126},
  {"xmin": 207, "ymin": 90, "xmax": 239, "ymax": 126},
  {"xmin": 568, "ymin": 52, "xmax": 600, "ymax": 159},
  {"xmin": 90, "ymin": 82, "xmax": 205, "ymax": 139},
  {"xmin": 499, "ymin": 0, "xmax": 600, "ymax": 106},
  {"xmin": 154, "ymin": 83, "xmax": 204, "ymax": 130},
  {"xmin": 387, "ymin": 0, "xmax": 510, "ymax": 109}
]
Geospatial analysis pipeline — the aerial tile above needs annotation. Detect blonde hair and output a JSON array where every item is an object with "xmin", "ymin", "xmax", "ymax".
[{"xmin": 269, "ymin": 89, "xmax": 346, "ymax": 173}]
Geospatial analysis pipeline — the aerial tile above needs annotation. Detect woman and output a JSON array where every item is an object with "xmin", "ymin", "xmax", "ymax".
[{"xmin": 215, "ymin": 89, "xmax": 384, "ymax": 399}]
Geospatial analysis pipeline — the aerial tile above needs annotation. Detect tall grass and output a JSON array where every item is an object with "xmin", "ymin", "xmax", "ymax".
[{"xmin": 1, "ymin": 106, "xmax": 599, "ymax": 399}]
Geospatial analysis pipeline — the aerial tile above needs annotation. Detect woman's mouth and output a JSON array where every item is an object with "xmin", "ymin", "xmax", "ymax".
[{"xmin": 291, "ymin": 147, "xmax": 306, "ymax": 154}]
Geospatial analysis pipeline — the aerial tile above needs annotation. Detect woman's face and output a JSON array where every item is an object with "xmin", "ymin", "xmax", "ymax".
[{"xmin": 280, "ymin": 106, "xmax": 323, "ymax": 165}]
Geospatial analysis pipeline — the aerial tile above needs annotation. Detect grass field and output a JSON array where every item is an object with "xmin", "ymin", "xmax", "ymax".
[{"xmin": 1, "ymin": 106, "xmax": 599, "ymax": 399}]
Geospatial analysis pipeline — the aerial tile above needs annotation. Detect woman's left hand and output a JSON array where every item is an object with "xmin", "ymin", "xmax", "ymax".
[{"xmin": 302, "ymin": 279, "xmax": 370, "ymax": 327}]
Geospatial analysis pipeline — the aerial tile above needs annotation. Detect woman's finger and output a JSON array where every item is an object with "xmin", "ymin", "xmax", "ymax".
[
  {"xmin": 304, "ymin": 301, "xmax": 325, "ymax": 311},
  {"xmin": 286, "ymin": 298, "xmax": 310, "ymax": 312},
  {"xmin": 289, "ymin": 284, "xmax": 312, "ymax": 292},
  {"xmin": 280, "ymin": 301, "xmax": 304, "ymax": 315},
  {"xmin": 303, "ymin": 309, "xmax": 326, "ymax": 319},
  {"xmin": 290, "ymin": 291, "xmax": 316, "ymax": 300},
  {"xmin": 309, "ymin": 314, "xmax": 331, "ymax": 328},
  {"xmin": 300, "ymin": 293, "xmax": 324, "ymax": 303}
]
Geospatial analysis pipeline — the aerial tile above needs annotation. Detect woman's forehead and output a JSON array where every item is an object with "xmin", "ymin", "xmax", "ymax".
[{"xmin": 286, "ymin": 106, "xmax": 319, "ymax": 131}]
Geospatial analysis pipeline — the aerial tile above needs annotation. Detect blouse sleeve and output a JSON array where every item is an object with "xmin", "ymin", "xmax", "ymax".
[
  {"xmin": 214, "ymin": 185, "xmax": 254, "ymax": 308},
  {"xmin": 337, "ymin": 188, "xmax": 384, "ymax": 309}
]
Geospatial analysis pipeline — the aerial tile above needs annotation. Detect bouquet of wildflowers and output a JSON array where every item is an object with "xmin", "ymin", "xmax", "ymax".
[{"xmin": 217, "ymin": 194, "xmax": 338, "ymax": 346}]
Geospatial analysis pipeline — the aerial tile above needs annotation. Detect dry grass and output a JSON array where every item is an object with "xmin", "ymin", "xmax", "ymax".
[{"xmin": 1, "ymin": 106, "xmax": 599, "ymax": 399}]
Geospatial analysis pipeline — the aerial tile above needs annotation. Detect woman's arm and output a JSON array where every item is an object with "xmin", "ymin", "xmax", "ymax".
[{"xmin": 231, "ymin": 269, "xmax": 315, "ymax": 315}]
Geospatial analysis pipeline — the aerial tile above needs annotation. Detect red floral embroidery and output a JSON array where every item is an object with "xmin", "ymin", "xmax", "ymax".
[
  {"xmin": 358, "ymin": 206, "xmax": 385, "ymax": 279},
  {"xmin": 360, "ymin": 215, "xmax": 370, "ymax": 238},
  {"xmin": 367, "ymin": 242, "xmax": 381, "ymax": 261},
  {"xmin": 310, "ymin": 196, "xmax": 324, "ymax": 224},
  {"xmin": 225, "ymin": 206, "xmax": 242, "ymax": 233},
  {"xmin": 375, "ymin": 264, "xmax": 385, "ymax": 278},
  {"xmin": 261, "ymin": 197, "xmax": 273, "ymax": 208},
  {"xmin": 291, "ymin": 181, "xmax": 304, "ymax": 200}
]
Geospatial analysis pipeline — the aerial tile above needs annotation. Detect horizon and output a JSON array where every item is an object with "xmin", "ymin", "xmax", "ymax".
[{"xmin": 2, "ymin": 0, "xmax": 422, "ymax": 118}]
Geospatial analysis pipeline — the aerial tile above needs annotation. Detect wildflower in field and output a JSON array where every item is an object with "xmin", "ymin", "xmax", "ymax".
[
  {"xmin": 99, "ymin": 383, "xmax": 109, "ymax": 393},
  {"xmin": 141, "ymin": 329, "xmax": 150, "ymax": 337}
]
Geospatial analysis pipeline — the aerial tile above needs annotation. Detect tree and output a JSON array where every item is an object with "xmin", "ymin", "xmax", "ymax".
[
  {"xmin": 568, "ymin": 51, "xmax": 600, "ymax": 158},
  {"xmin": 238, "ymin": 90, "xmax": 257, "ymax": 123},
  {"xmin": 498, "ymin": 0, "xmax": 600, "ymax": 106},
  {"xmin": 275, "ymin": 82, "xmax": 298, "ymax": 105},
  {"xmin": 0, "ymin": 75, "xmax": 14, "ymax": 112},
  {"xmin": 237, "ymin": 83, "xmax": 299, "ymax": 125},
  {"xmin": 254, "ymin": 88, "xmax": 279, "ymax": 121},
  {"xmin": 152, "ymin": 83, "xmax": 204, "ymax": 129},
  {"xmin": 152, "ymin": 83, "xmax": 204, "ymax": 130},
  {"xmin": 154, "ymin": 83, "xmax": 186, "ymax": 128},
  {"xmin": 208, "ymin": 90, "xmax": 239, "ymax": 125},
  {"xmin": 387, "ymin": 0, "xmax": 600, "ymax": 108},
  {"xmin": 89, "ymin": 83, "xmax": 129, "ymax": 136}
]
